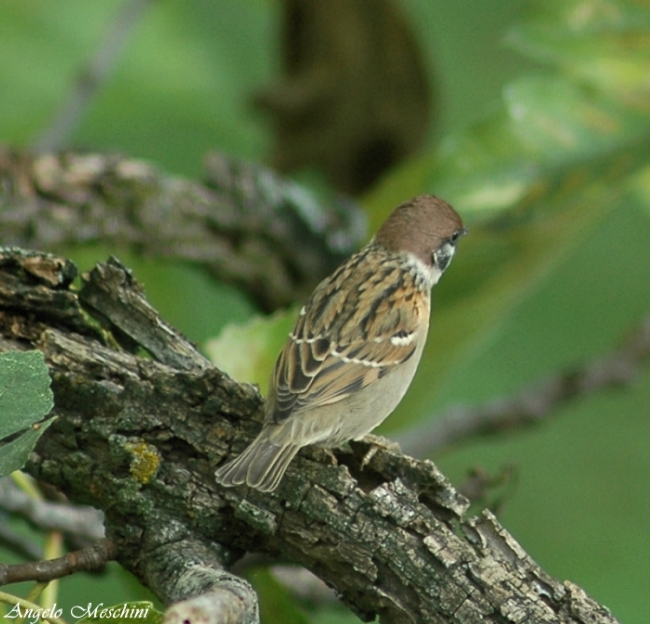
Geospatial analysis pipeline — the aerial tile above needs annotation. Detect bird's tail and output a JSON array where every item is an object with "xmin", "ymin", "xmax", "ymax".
[{"xmin": 215, "ymin": 429, "xmax": 300, "ymax": 492}]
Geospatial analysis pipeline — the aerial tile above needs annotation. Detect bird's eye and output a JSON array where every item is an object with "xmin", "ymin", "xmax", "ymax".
[{"xmin": 449, "ymin": 228, "xmax": 467, "ymax": 245}]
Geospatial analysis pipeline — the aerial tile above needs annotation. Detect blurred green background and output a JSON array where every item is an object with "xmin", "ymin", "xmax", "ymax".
[{"xmin": 1, "ymin": 0, "xmax": 649, "ymax": 623}]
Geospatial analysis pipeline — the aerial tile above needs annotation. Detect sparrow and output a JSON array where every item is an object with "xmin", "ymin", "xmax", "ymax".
[{"xmin": 216, "ymin": 194, "xmax": 466, "ymax": 492}]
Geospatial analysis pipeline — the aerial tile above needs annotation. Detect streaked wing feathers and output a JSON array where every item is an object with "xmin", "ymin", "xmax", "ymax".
[{"xmin": 269, "ymin": 299, "xmax": 422, "ymax": 423}]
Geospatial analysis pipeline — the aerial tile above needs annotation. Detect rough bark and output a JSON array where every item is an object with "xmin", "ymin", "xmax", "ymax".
[{"xmin": 0, "ymin": 247, "xmax": 620, "ymax": 623}]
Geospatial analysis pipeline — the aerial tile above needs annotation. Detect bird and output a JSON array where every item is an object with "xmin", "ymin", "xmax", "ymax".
[{"xmin": 215, "ymin": 194, "xmax": 466, "ymax": 492}]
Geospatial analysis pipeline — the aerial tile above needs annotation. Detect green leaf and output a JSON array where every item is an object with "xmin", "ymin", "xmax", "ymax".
[
  {"xmin": 0, "ymin": 350, "xmax": 55, "ymax": 478},
  {"xmin": 204, "ymin": 309, "xmax": 298, "ymax": 395},
  {"xmin": 0, "ymin": 351, "xmax": 54, "ymax": 439},
  {"xmin": 0, "ymin": 417, "xmax": 56, "ymax": 478},
  {"xmin": 423, "ymin": 77, "xmax": 646, "ymax": 220},
  {"xmin": 506, "ymin": 0, "xmax": 650, "ymax": 103},
  {"xmin": 74, "ymin": 601, "xmax": 163, "ymax": 624}
]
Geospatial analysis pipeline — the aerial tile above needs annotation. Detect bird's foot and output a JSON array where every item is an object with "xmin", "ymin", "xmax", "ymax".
[
  {"xmin": 355, "ymin": 434, "xmax": 401, "ymax": 469},
  {"xmin": 311, "ymin": 446, "xmax": 339, "ymax": 466}
]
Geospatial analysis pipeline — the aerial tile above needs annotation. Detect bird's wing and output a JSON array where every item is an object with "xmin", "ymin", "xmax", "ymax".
[{"xmin": 267, "ymin": 273, "xmax": 428, "ymax": 423}]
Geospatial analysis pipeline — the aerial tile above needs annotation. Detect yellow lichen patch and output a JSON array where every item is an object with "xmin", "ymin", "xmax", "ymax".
[{"xmin": 124, "ymin": 441, "xmax": 160, "ymax": 484}]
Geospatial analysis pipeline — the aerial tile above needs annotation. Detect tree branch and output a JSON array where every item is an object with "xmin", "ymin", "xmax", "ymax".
[
  {"xmin": 139, "ymin": 529, "xmax": 259, "ymax": 624},
  {"xmin": 0, "ymin": 247, "xmax": 620, "ymax": 623},
  {"xmin": 397, "ymin": 314, "xmax": 650, "ymax": 457},
  {"xmin": 0, "ymin": 147, "xmax": 365, "ymax": 311},
  {"xmin": 0, "ymin": 539, "xmax": 116, "ymax": 585}
]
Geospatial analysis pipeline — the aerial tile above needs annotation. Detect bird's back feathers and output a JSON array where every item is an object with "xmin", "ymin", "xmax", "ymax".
[{"xmin": 268, "ymin": 245, "xmax": 429, "ymax": 424}]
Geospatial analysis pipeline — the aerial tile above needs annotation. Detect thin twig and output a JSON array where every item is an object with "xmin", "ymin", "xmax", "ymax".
[
  {"xmin": 32, "ymin": 0, "xmax": 155, "ymax": 152},
  {"xmin": 0, "ymin": 478, "xmax": 104, "ymax": 541},
  {"xmin": 398, "ymin": 313, "xmax": 650, "ymax": 457},
  {"xmin": 0, "ymin": 539, "xmax": 116, "ymax": 586},
  {"xmin": 0, "ymin": 517, "xmax": 43, "ymax": 560}
]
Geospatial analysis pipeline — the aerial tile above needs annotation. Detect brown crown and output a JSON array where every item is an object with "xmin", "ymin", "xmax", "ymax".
[{"xmin": 374, "ymin": 195, "xmax": 465, "ymax": 266}]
